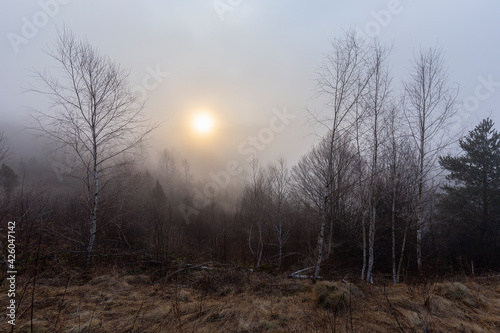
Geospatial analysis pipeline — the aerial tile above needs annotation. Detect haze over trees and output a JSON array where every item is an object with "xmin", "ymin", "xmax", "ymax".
[
  {"xmin": 0, "ymin": 131, "xmax": 11, "ymax": 164},
  {"xmin": 1, "ymin": 29, "xmax": 499, "ymax": 287},
  {"xmin": 29, "ymin": 29, "xmax": 154, "ymax": 265}
]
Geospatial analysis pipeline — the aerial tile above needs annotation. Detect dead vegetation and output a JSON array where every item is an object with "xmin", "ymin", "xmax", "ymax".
[{"xmin": 1, "ymin": 266, "xmax": 499, "ymax": 332}]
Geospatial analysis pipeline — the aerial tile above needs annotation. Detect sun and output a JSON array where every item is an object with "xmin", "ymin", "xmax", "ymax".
[{"xmin": 192, "ymin": 112, "xmax": 215, "ymax": 135}]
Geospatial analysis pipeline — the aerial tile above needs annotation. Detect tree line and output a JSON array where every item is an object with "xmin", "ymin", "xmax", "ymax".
[{"xmin": 1, "ymin": 29, "xmax": 499, "ymax": 283}]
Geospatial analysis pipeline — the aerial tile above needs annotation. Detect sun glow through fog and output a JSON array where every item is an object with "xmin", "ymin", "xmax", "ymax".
[{"xmin": 192, "ymin": 112, "xmax": 215, "ymax": 135}]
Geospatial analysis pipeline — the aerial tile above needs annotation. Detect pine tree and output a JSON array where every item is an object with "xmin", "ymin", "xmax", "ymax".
[
  {"xmin": 439, "ymin": 118, "xmax": 500, "ymax": 270},
  {"xmin": 0, "ymin": 163, "xmax": 19, "ymax": 204}
]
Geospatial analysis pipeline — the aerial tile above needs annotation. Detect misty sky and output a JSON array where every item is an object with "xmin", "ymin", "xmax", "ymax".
[{"xmin": 1, "ymin": 0, "xmax": 500, "ymax": 179}]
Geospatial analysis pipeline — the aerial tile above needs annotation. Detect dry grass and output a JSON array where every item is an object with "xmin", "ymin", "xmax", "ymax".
[{"xmin": 1, "ymin": 267, "xmax": 499, "ymax": 332}]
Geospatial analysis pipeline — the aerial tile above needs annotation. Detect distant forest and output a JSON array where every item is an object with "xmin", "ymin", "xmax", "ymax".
[{"xmin": 1, "ymin": 29, "xmax": 499, "ymax": 284}]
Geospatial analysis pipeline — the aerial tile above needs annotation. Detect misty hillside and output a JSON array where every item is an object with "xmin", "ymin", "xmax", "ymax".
[{"xmin": 1, "ymin": 1, "xmax": 500, "ymax": 332}]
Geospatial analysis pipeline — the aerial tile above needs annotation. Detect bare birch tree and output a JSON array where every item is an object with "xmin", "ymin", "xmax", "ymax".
[
  {"xmin": 354, "ymin": 103, "xmax": 370, "ymax": 282},
  {"xmin": 383, "ymin": 104, "xmax": 416, "ymax": 284},
  {"xmin": 387, "ymin": 106, "xmax": 400, "ymax": 284},
  {"xmin": 31, "ymin": 29, "xmax": 154, "ymax": 265},
  {"xmin": 403, "ymin": 46, "xmax": 458, "ymax": 275},
  {"xmin": 269, "ymin": 157, "xmax": 293, "ymax": 269},
  {"xmin": 363, "ymin": 41, "xmax": 392, "ymax": 284},
  {"xmin": 244, "ymin": 157, "xmax": 266, "ymax": 268},
  {"xmin": 309, "ymin": 30, "xmax": 373, "ymax": 283},
  {"xmin": 292, "ymin": 131, "xmax": 360, "ymax": 281}
]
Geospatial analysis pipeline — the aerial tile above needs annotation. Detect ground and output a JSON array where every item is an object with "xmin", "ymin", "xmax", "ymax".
[{"xmin": 1, "ymin": 265, "xmax": 499, "ymax": 332}]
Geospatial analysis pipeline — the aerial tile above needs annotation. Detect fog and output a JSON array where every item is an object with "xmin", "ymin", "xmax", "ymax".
[
  {"xmin": 1, "ymin": 0, "xmax": 500, "ymax": 184},
  {"xmin": 2, "ymin": 5, "xmax": 500, "ymax": 324}
]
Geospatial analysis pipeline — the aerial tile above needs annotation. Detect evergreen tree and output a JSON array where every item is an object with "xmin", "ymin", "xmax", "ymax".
[
  {"xmin": 0, "ymin": 163, "xmax": 19, "ymax": 204},
  {"xmin": 438, "ymin": 118, "xmax": 500, "ymax": 271},
  {"xmin": 152, "ymin": 179, "xmax": 167, "ymax": 204}
]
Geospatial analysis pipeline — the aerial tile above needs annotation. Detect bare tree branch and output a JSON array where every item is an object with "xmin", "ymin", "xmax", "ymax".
[{"xmin": 29, "ymin": 27, "xmax": 157, "ymax": 266}]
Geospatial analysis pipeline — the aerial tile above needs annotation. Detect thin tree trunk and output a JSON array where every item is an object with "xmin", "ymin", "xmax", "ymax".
[
  {"xmin": 367, "ymin": 107, "xmax": 379, "ymax": 284},
  {"xmin": 361, "ymin": 212, "xmax": 367, "ymax": 281},
  {"xmin": 256, "ymin": 224, "xmax": 263, "ymax": 267},
  {"xmin": 277, "ymin": 200, "xmax": 283, "ymax": 269},
  {"xmin": 416, "ymin": 142, "xmax": 424, "ymax": 275},
  {"xmin": 248, "ymin": 228, "xmax": 255, "ymax": 256},
  {"xmin": 326, "ymin": 214, "xmax": 334, "ymax": 260},
  {"xmin": 313, "ymin": 210, "xmax": 326, "ymax": 284},
  {"xmin": 314, "ymin": 139, "xmax": 334, "ymax": 283},
  {"xmin": 325, "ymin": 158, "xmax": 335, "ymax": 261},
  {"xmin": 390, "ymin": 115, "xmax": 398, "ymax": 284},
  {"xmin": 86, "ymin": 141, "xmax": 98, "ymax": 266},
  {"xmin": 367, "ymin": 205, "xmax": 376, "ymax": 284},
  {"xmin": 391, "ymin": 183, "xmax": 397, "ymax": 284},
  {"xmin": 397, "ymin": 207, "xmax": 411, "ymax": 283},
  {"xmin": 278, "ymin": 220, "xmax": 283, "ymax": 269}
]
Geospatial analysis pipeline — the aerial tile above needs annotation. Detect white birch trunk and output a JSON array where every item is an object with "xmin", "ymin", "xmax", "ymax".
[
  {"xmin": 313, "ymin": 211, "xmax": 326, "ymax": 284},
  {"xmin": 313, "ymin": 176, "xmax": 330, "ymax": 284},
  {"xmin": 361, "ymin": 212, "xmax": 367, "ymax": 281},
  {"xmin": 391, "ymin": 183, "xmax": 397, "ymax": 284},
  {"xmin": 416, "ymin": 137, "xmax": 425, "ymax": 275},
  {"xmin": 86, "ymin": 141, "xmax": 98, "ymax": 266}
]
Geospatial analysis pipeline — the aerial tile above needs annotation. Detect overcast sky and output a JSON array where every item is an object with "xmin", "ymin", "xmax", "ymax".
[{"xmin": 1, "ymin": 0, "xmax": 500, "ymax": 178}]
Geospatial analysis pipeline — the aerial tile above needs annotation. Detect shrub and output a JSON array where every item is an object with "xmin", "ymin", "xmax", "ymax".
[{"xmin": 312, "ymin": 282, "xmax": 349, "ymax": 313}]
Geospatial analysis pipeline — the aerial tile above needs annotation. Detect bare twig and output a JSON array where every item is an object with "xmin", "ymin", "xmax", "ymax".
[
  {"xmin": 157, "ymin": 262, "xmax": 224, "ymax": 282},
  {"xmin": 30, "ymin": 235, "xmax": 42, "ymax": 333},
  {"xmin": 130, "ymin": 299, "xmax": 145, "ymax": 332},
  {"xmin": 384, "ymin": 285, "xmax": 405, "ymax": 333},
  {"xmin": 87, "ymin": 292, "xmax": 102, "ymax": 333},
  {"xmin": 54, "ymin": 273, "xmax": 72, "ymax": 332}
]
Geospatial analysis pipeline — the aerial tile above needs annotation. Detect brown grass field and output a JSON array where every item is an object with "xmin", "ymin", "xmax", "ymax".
[{"xmin": 1, "ymin": 265, "xmax": 499, "ymax": 332}]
